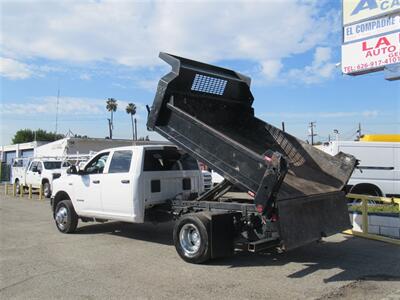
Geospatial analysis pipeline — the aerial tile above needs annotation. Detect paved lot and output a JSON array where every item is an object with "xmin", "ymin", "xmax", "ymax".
[{"xmin": 1, "ymin": 191, "xmax": 399, "ymax": 300}]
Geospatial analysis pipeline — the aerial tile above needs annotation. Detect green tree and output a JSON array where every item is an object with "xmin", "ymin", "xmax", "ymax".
[
  {"xmin": 125, "ymin": 103, "xmax": 137, "ymax": 141},
  {"xmin": 106, "ymin": 98, "xmax": 118, "ymax": 139},
  {"xmin": 12, "ymin": 129, "xmax": 64, "ymax": 144}
]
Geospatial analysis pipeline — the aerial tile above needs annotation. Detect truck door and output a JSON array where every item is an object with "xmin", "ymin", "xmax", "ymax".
[
  {"xmin": 35, "ymin": 162, "xmax": 43, "ymax": 188},
  {"xmin": 101, "ymin": 150, "xmax": 134, "ymax": 219},
  {"xmin": 73, "ymin": 152, "xmax": 110, "ymax": 215},
  {"xmin": 26, "ymin": 161, "xmax": 41, "ymax": 188}
]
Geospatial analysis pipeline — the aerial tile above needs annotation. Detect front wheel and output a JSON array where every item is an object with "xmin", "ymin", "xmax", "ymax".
[
  {"xmin": 173, "ymin": 214, "xmax": 211, "ymax": 264},
  {"xmin": 15, "ymin": 180, "xmax": 21, "ymax": 194},
  {"xmin": 54, "ymin": 200, "xmax": 78, "ymax": 233},
  {"xmin": 43, "ymin": 182, "xmax": 51, "ymax": 198}
]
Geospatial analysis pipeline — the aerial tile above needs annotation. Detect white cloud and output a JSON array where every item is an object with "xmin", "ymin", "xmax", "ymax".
[
  {"xmin": 313, "ymin": 47, "xmax": 332, "ymax": 67},
  {"xmin": 1, "ymin": 97, "xmax": 103, "ymax": 115},
  {"xmin": 0, "ymin": 57, "xmax": 32, "ymax": 79},
  {"xmin": 79, "ymin": 73, "xmax": 91, "ymax": 80},
  {"xmin": 1, "ymin": 0, "xmax": 337, "ymax": 81},
  {"xmin": 287, "ymin": 47, "xmax": 336, "ymax": 84},
  {"xmin": 0, "ymin": 96, "xmax": 145, "ymax": 116},
  {"xmin": 135, "ymin": 78, "xmax": 160, "ymax": 92},
  {"xmin": 260, "ymin": 60, "xmax": 283, "ymax": 80},
  {"xmin": 111, "ymin": 82, "xmax": 128, "ymax": 89},
  {"xmin": 0, "ymin": 57, "xmax": 68, "ymax": 79}
]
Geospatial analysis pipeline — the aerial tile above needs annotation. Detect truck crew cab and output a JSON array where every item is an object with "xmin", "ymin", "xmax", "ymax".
[{"xmin": 51, "ymin": 143, "xmax": 203, "ymax": 232}]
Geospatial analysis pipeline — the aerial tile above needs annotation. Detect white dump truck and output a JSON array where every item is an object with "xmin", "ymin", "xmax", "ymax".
[{"xmin": 51, "ymin": 53, "xmax": 356, "ymax": 264}]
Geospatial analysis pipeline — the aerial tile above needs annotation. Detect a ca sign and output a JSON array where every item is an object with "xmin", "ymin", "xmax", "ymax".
[{"xmin": 343, "ymin": 0, "xmax": 400, "ymax": 25}]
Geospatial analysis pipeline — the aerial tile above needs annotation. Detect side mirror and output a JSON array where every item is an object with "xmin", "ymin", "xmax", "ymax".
[
  {"xmin": 67, "ymin": 165, "xmax": 78, "ymax": 175},
  {"xmin": 38, "ymin": 169, "xmax": 42, "ymax": 175}
]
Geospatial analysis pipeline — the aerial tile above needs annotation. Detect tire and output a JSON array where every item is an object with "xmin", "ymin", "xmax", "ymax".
[
  {"xmin": 350, "ymin": 184, "xmax": 382, "ymax": 197},
  {"xmin": 54, "ymin": 200, "xmax": 78, "ymax": 233},
  {"xmin": 349, "ymin": 184, "xmax": 382, "ymax": 205},
  {"xmin": 43, "ymin": 181, "xmax": 51, "ymax": 198},
  {"xmin": 15, "ymin": 180, "xmax": 20, "ymax": 194},
  {"xmin": 173, "ymin": 214, "xmax": 211, "ymax": 264}
]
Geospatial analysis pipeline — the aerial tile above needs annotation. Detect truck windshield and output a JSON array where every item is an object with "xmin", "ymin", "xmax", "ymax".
[
  {"xmin": 143, "ymin": 149, "xmax": 199, "ymax": 171},
  {"xmin": 43, "ymin": 161, "xmax": 62, "ymax": 169}
]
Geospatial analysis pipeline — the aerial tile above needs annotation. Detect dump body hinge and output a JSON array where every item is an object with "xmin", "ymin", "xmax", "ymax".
[
  {"xmin": 195, "ymin": 179, "xmax": 233, "ymax": 202},
  {"xmin": 254, "ymin": 152, "xmax": 288, "ymax": 214}
]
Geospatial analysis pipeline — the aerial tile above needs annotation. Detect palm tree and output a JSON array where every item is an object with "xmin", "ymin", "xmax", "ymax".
[
  {"xmin": 126, "ymin": 103, "xmax": 137, "ymax": 141},
  {"xmin": 106, "ymin": 98, "xmax": 118, "ymax": 139}
]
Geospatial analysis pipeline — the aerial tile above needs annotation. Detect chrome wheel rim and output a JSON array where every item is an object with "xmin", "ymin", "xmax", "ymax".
[
  {"xmin": 179, "ymin": 224, "xmax": 201, "ymax": 257},
  {"xmin": 55, "ymin": 207, "xmax": 68, "ymax": 230}
]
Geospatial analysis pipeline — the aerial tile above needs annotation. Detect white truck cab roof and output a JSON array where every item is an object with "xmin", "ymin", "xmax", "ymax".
[{"xmin": 95, "ymin": 142, "xmax": 176, "ymax": 153}]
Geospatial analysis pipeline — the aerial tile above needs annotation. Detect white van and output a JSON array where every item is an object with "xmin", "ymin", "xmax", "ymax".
[{"xmin": 320, "ymin": 141, "xmax": 399, "ymax": 197}]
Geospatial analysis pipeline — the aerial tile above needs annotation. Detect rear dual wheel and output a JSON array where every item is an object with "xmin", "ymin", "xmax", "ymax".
[{"xmin": 173, "ymin": 214, "xmax": 211, "ymax": 264}]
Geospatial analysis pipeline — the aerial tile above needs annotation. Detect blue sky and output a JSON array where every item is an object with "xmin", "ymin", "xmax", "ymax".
[{"xmin": 1, "ymin": 0, "xmax": 399, "ymax": 145}]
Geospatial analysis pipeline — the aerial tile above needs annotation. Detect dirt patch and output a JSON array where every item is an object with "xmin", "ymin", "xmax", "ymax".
[{"xmin": 318, "ymin": 276, "xmax": 400, "ymax": 300}]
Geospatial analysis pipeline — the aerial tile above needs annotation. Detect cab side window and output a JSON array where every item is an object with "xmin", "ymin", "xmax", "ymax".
[
  {"xmin": 85, "ymin": 152, "xmax": 110, "ymax": 174},
  {"xmin": 37, "ymin": 162, "xmax": 43, "ymax": 173},
  {"xmin": 29, "ymin": 162, "xmax": 38, "ymax": 171},
  {"xmin": 108, "ymin": 151, "xmax": 132, "ymax": 173}
]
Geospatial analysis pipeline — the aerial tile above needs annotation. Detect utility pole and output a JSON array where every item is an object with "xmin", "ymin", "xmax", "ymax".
[
  {"xmin": 333, "ymin": 129, "xmax": 339, "ymax": 142},
  {"xmin": 308, "ymin": 121, "xmax": 317, "ymax": 145},
  {"xmin": 356, "ymin": 122, "xmax": 362, "ymax": 140}
]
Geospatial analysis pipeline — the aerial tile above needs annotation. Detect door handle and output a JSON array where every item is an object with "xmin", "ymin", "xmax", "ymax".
[
  {"xmin": 92, "ymin": 180, "xmax": 100, "ymax": 184},
  {"xmin": 121, "ymin": 180, "xmax": 130, "ymax": 184}
]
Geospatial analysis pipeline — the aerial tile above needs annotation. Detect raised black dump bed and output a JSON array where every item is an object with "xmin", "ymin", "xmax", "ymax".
[{"xmin": 147, "ymin": 53, "xmax": 357, "ymax": 259}]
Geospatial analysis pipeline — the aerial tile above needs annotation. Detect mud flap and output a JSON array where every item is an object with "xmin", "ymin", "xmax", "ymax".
[
  {"xmin": 277, "ymin": 191, "xmax": 351, "ymax": 250},
  {"xmin": 210, "ymin": 213, "xmax": 239, "ymax": 259}
]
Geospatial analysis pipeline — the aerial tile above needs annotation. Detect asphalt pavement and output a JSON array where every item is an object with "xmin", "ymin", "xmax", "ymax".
[{"xmin": 1, "ymin": 190, "xmax": 399, "ymax": 299}]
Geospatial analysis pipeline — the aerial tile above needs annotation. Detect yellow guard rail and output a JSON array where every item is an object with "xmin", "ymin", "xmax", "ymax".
[{"xmin": 345, "ymin": 193, "xmax": 400, "ymax": 246}]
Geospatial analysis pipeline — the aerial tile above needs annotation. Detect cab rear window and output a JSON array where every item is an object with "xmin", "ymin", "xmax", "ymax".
[
  {"xmin": 143, "ymin": 149, "xmax": 198, "ymax": 171},
  {"xmin": 109, "ymin": 150, "xmax": 132, "ymax": 173}
]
